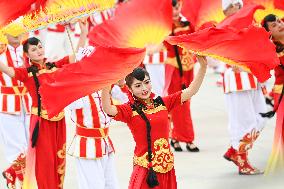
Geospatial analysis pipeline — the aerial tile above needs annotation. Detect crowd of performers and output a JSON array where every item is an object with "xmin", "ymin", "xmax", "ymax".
[{"xmin": 0, "ymin": 0, "xmax": 283, "ymax": 188}]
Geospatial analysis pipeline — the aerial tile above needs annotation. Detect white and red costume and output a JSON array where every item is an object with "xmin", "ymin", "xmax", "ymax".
[
  {"xmin": 68, "ymin": 91, "xmax": 119, "ymax": 189},
  {"xmin": 223, "ymin": 67, "xmax": 267, "ymax": 174},
  {"xmin": 224, "ymin": 68, "xmax": 266, "ymax": 148},
  {"xmin": 221, "ymin": 0, "xmax": 267, "ymax": 175},
  {"xmin": 0, "ymin": 45, "xmax": 31, "ymax": 187}
]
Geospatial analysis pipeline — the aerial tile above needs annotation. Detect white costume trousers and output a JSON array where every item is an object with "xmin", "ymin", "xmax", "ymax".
[
  {"xmin": 76, "ymin": 153, "xmax": 119, "ymax": 189},
  {"xmin": 0, "ymin": 112, "xmax": 29, "ymax": 164},
  {"xmin": 225, "ymin": 86, "xmax": 267, "ymax": 149}
]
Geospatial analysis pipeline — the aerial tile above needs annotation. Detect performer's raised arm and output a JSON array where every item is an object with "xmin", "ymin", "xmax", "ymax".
[
  {"xmin": 102, "ymin": 85, "xmax": 118, "ymax": 117},
  {"xmin": 69, "ymin": 20, "xmax": 89, "ymax": 63},
  {"xmin": 0, "ymin": 60, "xmax": 15, "ymax": 77},
  {"xmin": 181, "ymin": 55, "xmax": 207, "ymax": 102}
]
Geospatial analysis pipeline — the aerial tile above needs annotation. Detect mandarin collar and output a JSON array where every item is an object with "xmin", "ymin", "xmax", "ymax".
[{"xmin": 7, "ymin": 44, "xmax": 22, "ymax": 52}]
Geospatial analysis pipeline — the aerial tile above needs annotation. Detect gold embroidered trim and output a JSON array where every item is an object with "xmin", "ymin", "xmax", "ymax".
[
  {"xmin": 133, "ymin": 138, "xmax": 174, "ymax": 173},
  {"xmin": 273, "ymin": 84, "xmax": 283, "ymax": 94},
  {"xmin": 57, "ymin": 143, "xmax": 66, "ymax": 189},
  {"xmin": 28, "ymin": 67, "xmax": 58, "ymax": 77},
  {"xmin": 132, "ymin": 104, "xmax": 167, "ymax": 117},
  {"xmin": 238, "ymin": 129, "xmax": 260, "ymax": 153},
  {"xmin": 31, "ymin": 107, "xmax": 64, "ymax": 121},
  {"xmin": 173, "ymin": 26, "xmax": 190, "ymax": 33},
  {"xmin": 0, "ymin": 86, "xmax": 28, "ymax": 95}
]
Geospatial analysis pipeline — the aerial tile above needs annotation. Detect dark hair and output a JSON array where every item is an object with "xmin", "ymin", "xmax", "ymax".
[
  {"xmin": 23, "ymin": 37, "xmax": 41, "ymax": 53},
  {"xmin": 262, "ymin": 14, "xmax": 277, "ymax": 32},
  {"xmin": 262, "ymin": 14, "xmax": 284, "ymax": 53},
  {"xmin": 125, "ymin": 67, "xmax": 150, "ymax": 88},
  {"xmin": 172, "ymin": 0, "xmax": 178, "ymax": 7}
]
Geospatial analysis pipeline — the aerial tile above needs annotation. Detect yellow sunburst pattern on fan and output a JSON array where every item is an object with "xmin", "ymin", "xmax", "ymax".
[
  {"xmin": 22, "ymin": 0, "xmax": 116, "ymax": 32},
  {"xmin": 127, "ymin": 23, "xmax": 172, "ymax": 48},
  {"xmin": 244, "ymin": 0, "xmax": 284, "ymax": 22},
  {"xmin": 1, "ymin": 18, "xmax": 27, "ymax": 37},
  {"xmin": 197, "ymin": 0, "xmax": 225, "ymax": 28},
  {"xmin": 0, "ymin": 31, "xmax": 8, "ymax": 44},
  {"xmin": 90, "ymin": 0, "xmax": 172, "ymax": 49}
]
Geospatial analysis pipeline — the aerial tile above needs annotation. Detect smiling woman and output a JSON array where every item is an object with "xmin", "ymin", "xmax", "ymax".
[
  {"xmin": 101, "ymin": 55, "xmax": 207, "ymax": 189},
  {"xmin": 0, "ymin": 20, "xmax": 88, "ymax": 189}
]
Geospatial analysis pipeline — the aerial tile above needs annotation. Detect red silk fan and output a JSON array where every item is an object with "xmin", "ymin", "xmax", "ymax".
[
  {"xmin": 0, "ymin": 0, "xmax": 41, "ymax": 27},
  {"xmin": 181, "ymin": 0, "xmax": 225, "ymax": 30},
  {"xmin": 217, "ymin": 4, "xmax": 264, "ymax": 29},
  {"xmin": 40, "ymin": 46, "xmax": 145, "ymax": 118},
  {"xmin": 39, "ymin": 0, "xmax": 172, "ymax": 117},
  {"xmin": 244, "ymin": 0, "xmax": 284, "ymax": 22},
  {"xmin": 89, "ymin": 0, "xmax": 172, "ymax": 48},
  {"xmin": 166, "ymin": 26, "xmax": 279, "ymax": 83}
]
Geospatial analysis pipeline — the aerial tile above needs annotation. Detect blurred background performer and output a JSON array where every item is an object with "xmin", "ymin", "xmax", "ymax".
[
  {"xmin": 0, "ymin": 28, "xmax": 30, "ymax": 188},
  {"xmin": 222, "ymin": 0, "xmax": 267, "ymax": 175},
  {"xmin": 66, "ymin": 46, "xmax": 120, "ymax": 189},
  {"xmin": 164, "ymin": 0, "xmax": 199, "ymax": 152}
]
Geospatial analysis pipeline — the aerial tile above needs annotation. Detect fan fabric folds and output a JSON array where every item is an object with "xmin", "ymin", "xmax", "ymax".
[
  {"xmin": 166, "ymin": 26, "xmax": 279, "ymax": 83},
  {"xmin": 39, "ymin": 0, "xmax": 172, "ymax": 117},
  {"xmin": 244, "ymin": 0, "xmax": 284, "ymax": 22}
]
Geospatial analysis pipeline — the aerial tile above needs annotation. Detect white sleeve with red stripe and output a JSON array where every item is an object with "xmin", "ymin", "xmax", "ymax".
[
  {"xmin": 223, "ymin": 68, "xmax": 258, "ymax": 93},
  {"xmin": 143, "ymin": 50, "xmax": 167, "ymax": 65}
]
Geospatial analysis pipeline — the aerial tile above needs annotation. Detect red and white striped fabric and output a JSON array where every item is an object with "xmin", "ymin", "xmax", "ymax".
[
  {"xmin": 68, "ymin": 91, "xmax": 115, "ymax": 159},
  {"xmin": 89, "ymin": 8, "xmax": 115, "ymax": 27},
  {"xmin": 0, "ymin": 46, "xmax": 31, "ymax": 114},
  {"xmin": 143, "ymin": 50, "xmax": 167, "ymax": 65},
  {"xmin": 223, "ymin": 68, "xmax": 258, "ymax": 93}
]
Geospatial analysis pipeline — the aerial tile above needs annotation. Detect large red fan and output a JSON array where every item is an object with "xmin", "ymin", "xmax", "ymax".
[
  {"xmin": 274, "ymin": 0, "xmax": 284, "ymax": 10},
  {"xmin": 0, "ymin": 0, "xmax": 40, "ymax": 27},
  {"xmin": 89, "ymin": 0, "xmax": 172, "ymax": 48},
  {"xmin": 181, "ymin": 0, "xmax": 225, "ymax": 30},
  {"xmin": 244, "ymin": 0, "xmax": 284, "ymax": 22},
  {"xmin": 217, "ymin": 4, "xmax": 264, "ymax": 29},
  {"xmin": 166, "ymin": 26, "xmax": 279, "ymax": 83},
  {"xmin": 39, "ymin": 0, "xmax": 172, "ymax": 117},
  {"xmin": 40, "ymin": 47, "xmax": 145, "ymax": 118}
]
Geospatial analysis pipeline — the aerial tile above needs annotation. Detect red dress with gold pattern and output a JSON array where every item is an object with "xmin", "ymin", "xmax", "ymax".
[
  {"xmin": 114, "ymin": 91, "xmax": 183, "ymax": 189},
  {"xmin": 164, "ymin": 18, "xmax": 196, "ymax": 143},
  {"xmin": 13, "ymin": 57, "xmax": 69, "ymax": 189}
]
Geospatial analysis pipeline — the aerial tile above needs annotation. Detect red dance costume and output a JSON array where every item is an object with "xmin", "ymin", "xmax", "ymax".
[
  {"xmin": 265, "ymin": 51, "xmax": 284, "ymax": 173},
  {"xmin": 0, "ymin": 45, "xmax": 30, "ymax": 188},
  {"xmin": 113, "ymin": 91, "xmax": 185, "ymax": 189},
  {"xmin": 164, "ymin": 18, "xmax": 196, "ymax": 143},
  {"xmin": 14, "ymin": 57, "xmax": 70, "ymax": 189}
]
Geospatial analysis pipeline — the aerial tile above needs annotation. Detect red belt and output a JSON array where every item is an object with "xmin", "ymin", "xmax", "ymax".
[
  {"xmin": 76, "ymin": 126, "xmax": 109, "ymax": 138},
  {"xmin": 0, "ymin": 86, "xmax": 27, "ymax": 95},
  {"xmin": 47, "ymin": 28, "xmax": 75, "ymax": 33},
  {"xmin": 47, "ymin": 28, "xmax": 65, "ymax": 32}
]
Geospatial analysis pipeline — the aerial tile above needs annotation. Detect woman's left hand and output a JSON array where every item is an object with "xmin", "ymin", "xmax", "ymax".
[
  {"xmin": 196, "ymin": 55, "xmax": 207, "ymax": 68},
  {"xmin": 78, "ymin": 19, "xmax": 89, "ymax": 36}
]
